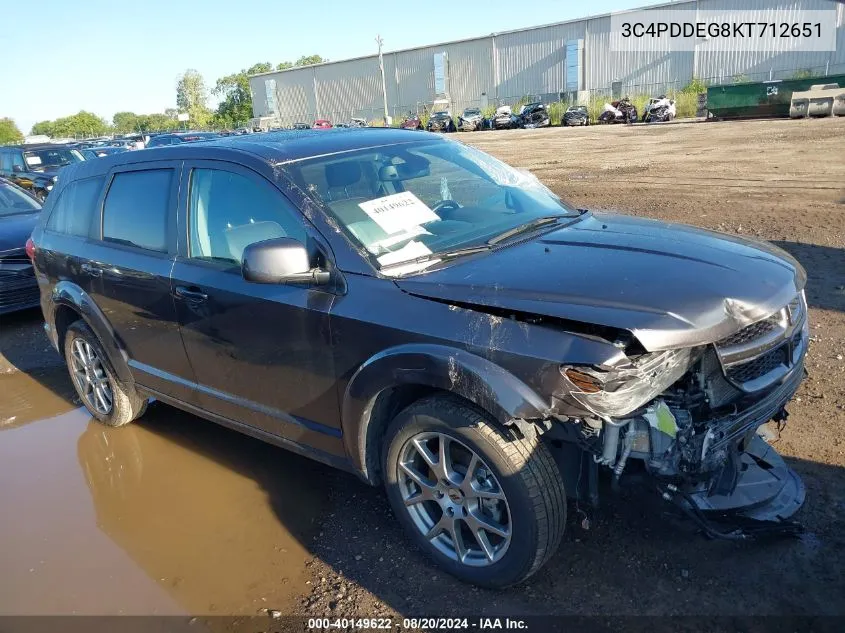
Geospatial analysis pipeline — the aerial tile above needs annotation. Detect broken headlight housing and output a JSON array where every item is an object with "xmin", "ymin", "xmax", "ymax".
[{"xmin": 561, "ymin": 347, "xmax": 702, "ymax": 418}]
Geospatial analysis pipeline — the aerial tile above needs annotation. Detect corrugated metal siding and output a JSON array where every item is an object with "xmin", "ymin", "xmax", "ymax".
[
  {"xmin": 250, "ymin": 0, "xmax": 845, "ymax": 121},
  {"xmin": 585, "ymin": 14, "xmax": 695, "ymax": 93},
  {"xmin": 313, "ymin": 57, "xmax": 384, "ymax": 120},
  {"xmin": 495, "ymin": 21, "xmax": 586, "ymax": 99},
  {"xmin": 694, "ymin": 0, "xmax": 845, "ymax": 82}
]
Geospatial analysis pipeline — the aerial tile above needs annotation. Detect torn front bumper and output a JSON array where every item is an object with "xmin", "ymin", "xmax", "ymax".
[
  {"xmin": 686, "ymin": 434, "xmax": 805, "ymax": 522},
  {"xmin": 681, "ymin": 362, "xmax": 806, "ymax": 524}
]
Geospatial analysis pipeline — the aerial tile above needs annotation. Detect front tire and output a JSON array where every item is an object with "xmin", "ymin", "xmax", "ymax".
[
  {"xmin": 382, "ymin": 397, "xmax": 566, "ymax": 587},
  {"xmin": 64, "ymin": 320, "xmax": 148, "ymax": 427}
]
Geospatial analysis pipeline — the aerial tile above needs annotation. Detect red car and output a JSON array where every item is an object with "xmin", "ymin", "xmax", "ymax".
[
  {"xmin": 312, "ymin": 119, "xmax": 332, "ymax": 129},
  {"xmin": 400, "ymin": 115, "xmax": 423, "ymax": 130}
]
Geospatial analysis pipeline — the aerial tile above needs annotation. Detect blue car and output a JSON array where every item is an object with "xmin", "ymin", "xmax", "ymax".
[{"xmin": 0, "ymin": 177, "xmax": 42, "ymax": 313}]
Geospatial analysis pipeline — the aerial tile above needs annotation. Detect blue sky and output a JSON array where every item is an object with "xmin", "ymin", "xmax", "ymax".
[{"xmin": 1, "ymin": 0, "xmax": 663, "ymax": 134}]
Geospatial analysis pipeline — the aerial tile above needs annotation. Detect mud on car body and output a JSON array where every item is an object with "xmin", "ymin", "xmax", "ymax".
[{"xmin": 29, "ymin": 129, "xmax": 808, "ymax": 588}]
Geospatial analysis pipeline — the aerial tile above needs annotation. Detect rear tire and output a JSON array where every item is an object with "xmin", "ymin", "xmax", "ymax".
[
  {"xmin": 64, "ymin": 320, "xmax": 148, "ymax": 427},
  {"xmin": 382, "ymin": 396, "xmax": 566, "ymax": 587}
]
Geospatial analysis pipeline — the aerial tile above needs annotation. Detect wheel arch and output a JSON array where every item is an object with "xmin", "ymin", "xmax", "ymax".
[
  {"xmin": 49, "ymin": 280, "xmax": 134, "ymax": 384},
  {"xmin": 341, "ymin": 344, "xmax": 551, "ymax": 485}
]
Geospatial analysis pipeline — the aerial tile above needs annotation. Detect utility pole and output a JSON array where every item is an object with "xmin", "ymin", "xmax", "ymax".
[{"xmin": 376, "ymin": 35, "xmax": 389, "ymax": 126}]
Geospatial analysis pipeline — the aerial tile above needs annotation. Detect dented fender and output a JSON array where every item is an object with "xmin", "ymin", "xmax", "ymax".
[{"xmin": 341, "ymin": 343, "xmax": 551, "ymax": 481}]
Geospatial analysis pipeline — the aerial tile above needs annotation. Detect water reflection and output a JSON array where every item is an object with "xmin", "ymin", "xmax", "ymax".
[
  {"xmin": 0, "ymin": 397, "xmax": 332, "ymax": 615},
  {"xmin": 76, "ymin": 403, "xmax": 333, "ymax": 615}
]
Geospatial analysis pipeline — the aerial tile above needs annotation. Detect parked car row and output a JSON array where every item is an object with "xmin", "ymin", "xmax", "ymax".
[{"xmin": 402, "ymin": 93, "xmax": 678, "ymax": 133}]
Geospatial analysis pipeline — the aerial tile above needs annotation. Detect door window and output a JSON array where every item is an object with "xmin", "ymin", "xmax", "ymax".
[
  {"xmin": 11, "ymin": 152, "xmax": 25, "ymax": 171},
  {"xmin": 102, "ymin": 169, "xmax": 173, "ymax": 252},
  {"xmin": 188, "ymin": 168, "xmax": 306, "ymax": 264},
  {"xmin": 45, "ymin": 176, "xmax": 105, "ymax": 237},
  {"xmin": 0, "ymin": 151, "xmax": 11, "ymax": 172}
]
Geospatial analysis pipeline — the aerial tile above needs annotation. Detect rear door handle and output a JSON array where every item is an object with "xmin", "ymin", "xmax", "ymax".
[
  {"xmin": 81, "ymin": 263, "xmax": 102, "ymax": 277},
  {"xmin": 174, "ymin": 285, "xmax": 208, "ymax": 302}
]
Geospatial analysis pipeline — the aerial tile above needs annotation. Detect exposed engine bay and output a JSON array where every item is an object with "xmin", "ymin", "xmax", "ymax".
[{"xmin": 555, "ymin": 291, "xmax": 809, "ymax": 538}]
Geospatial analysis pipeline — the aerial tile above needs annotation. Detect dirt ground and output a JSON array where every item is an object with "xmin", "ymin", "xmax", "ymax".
[{"xmin": 0, "ymin": 118, "xmax": 843, "ymax": 626}]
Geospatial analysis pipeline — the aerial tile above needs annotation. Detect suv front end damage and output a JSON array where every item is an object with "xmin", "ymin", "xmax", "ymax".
[{"xmin": 557, "ymin": 291, "xmax": 809, "ymax": 536}]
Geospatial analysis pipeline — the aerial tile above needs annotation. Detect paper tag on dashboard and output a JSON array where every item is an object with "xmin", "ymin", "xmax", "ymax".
[
  {"xmin": 358, "ymin": 192, "xmax": 439, "ymax": 235},
  {"xmin": 376, "ymin": 240, "xmax": 432, "ymax": 266},
  {"xmin": 25, "ymin": 156, "xmax": 42, "ymax": 166}
]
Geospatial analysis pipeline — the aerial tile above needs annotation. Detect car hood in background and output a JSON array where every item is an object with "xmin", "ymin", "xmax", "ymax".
[
  {"xmin": 0, "ymin": 212, "xmax": 39, "ymax": 256},
  {"xmin": 394, "ymin": 213, "xmax": 805, "ymax": 351}
]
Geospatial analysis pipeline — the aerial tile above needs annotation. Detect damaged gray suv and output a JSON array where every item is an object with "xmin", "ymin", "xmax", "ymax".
[{"xmin": 30, "ymin": 129, "xmax": 808, "ymax": 588}]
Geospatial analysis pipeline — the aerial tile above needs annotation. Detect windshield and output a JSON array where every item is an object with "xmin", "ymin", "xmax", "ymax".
[
  {"xmin": 288, "ymin": 139, "xmax": 578, "ymax": 275},
  {"xmin": 23, "ymin": 148, "xmax": 83, "ymax": 168},
  {"xmin": 0, "ymin": 181, "xmax": 41, "ymax": 216}
]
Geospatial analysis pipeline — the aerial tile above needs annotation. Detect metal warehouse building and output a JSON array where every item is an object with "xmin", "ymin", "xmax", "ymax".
[{"xmin": 249, "ymin": 0, "xmax": 845, "ymax": 125}]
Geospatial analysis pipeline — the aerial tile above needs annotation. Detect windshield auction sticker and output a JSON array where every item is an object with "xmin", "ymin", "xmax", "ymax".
[
  {"xmin": 359, "ymin": 192, "xmax": 440, "ymax": 236},
  {"xmin": 609, "ymin": 8, "xmax": 836, "ymax": 51}
]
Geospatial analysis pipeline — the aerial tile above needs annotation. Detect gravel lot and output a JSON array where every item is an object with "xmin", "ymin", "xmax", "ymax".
[{"xmin": 1, "ymin": 118, "xmax": 843, "ymax": 625}]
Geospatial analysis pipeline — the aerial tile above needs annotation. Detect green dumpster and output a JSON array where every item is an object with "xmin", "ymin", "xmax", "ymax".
[{"xmin": 707, "ymin": 74, "xmax": 845, "ymax": 119}]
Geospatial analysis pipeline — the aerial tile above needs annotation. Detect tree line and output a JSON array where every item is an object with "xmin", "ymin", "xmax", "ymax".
[{"xmin": 2, "ymin": 55, "xmax": 326, "ymax": 139}]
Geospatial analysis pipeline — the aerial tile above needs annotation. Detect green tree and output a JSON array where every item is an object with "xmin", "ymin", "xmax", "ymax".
[
  {"xmin": 176, "ymin": 69, "xmax": 212, "ymax": 128},
  {"xmin": 294, "ymin": 55, "xmax": 326, "ymax": 66},
  {"xmin": 46, "ymin": 111, "xmax": 109, "ymax": 138},
  {"xmin": 0, "ymin": 118, "xmax": 24, "ymax": 144},
  {"xmin": 31, "ymin": 120, "xmax": 55, "ymax": 136},
  {"xmin": 214, "ymin": 62, "xmax": 273, "ymax": 127},
  {"xmin": 140, "ymin": 113, "xmax": 180, "ymax": 132},
  {"xmin": 113, "ymin": 111, "xmax": 139, "ymax": 133},
  {"xmin": 276, "ymin": 61, "xmax": 293, "ymax": 71}
]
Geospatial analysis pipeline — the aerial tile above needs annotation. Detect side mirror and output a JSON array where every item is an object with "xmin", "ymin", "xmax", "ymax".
[
  {"xmin": 12, "ymin": 164, "xmax": 24, "ymax": 173},
  {"xmin": 241, "ymin": 237, "xmax": 330, "ymax": 285}
]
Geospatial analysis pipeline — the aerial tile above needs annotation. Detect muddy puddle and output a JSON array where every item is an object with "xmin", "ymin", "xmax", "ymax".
[{"xmin": 0, "ymin": 369, "xmax": 333, "ymax": 615}]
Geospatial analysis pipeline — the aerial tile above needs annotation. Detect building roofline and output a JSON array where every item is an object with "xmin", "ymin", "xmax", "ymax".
[{"xmin": 247, "ymin": 0, "xmax": 697, "ymax": 80}]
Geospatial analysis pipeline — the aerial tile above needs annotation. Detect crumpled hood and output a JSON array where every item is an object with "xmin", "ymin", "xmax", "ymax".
[{"xmin": 395, "ymin": 212, "xmax": 806, "ymax": 351}]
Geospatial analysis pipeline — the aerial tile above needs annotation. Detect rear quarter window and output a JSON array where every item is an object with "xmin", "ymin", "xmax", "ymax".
[
  {"xmin": 45, "ymin": 176, "xmax": 105, "ymax": 237},
  {"xmin": 102, "ymin": 169, "xmax": 173, "ymax": 252}
]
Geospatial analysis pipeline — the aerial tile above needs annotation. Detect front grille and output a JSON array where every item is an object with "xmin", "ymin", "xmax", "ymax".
[
  {"xmin": 715, "ymin": 292, "xmax": 806, "ymax": 392},
  {"xmin": 716, "ymin": 313, "xmax": 781, "ymax": 347},
  {"xmin": 726, "ymin": 344, "xmax": 788, "ymax": 384}
]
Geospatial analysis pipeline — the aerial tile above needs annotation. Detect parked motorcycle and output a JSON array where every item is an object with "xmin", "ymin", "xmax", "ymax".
[
  {"xmin": 562, "ymin": 105, "xmax": 590, "ymax": 126},
  {"xmin": 598, "ymin": 98, "xmax": 638, "ymax": 124},
  {"xmin": 642, "ymin": 95, "xmax": 676, "ymax": 123},
  {"xmin": 518, "ymin": 102, "xmax": 550, "ymax": 128}
]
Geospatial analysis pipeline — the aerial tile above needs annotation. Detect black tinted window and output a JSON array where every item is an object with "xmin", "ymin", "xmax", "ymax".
[
  {"xmin": 45, "ymin": 176, "xmax": 104, "ymax": 236},
  {"xmin": 146, "ymin": 136, "xmax": 170, "ymax": 147},
  {"xmin": 103, "ymin": 169, "xmax": 172, "ymax": 252}
]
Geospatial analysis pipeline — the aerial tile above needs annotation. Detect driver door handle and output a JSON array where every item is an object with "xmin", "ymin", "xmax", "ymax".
[{"xmin": 174, "ymin": 286, "xmax": 208, "ymax": 302}]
